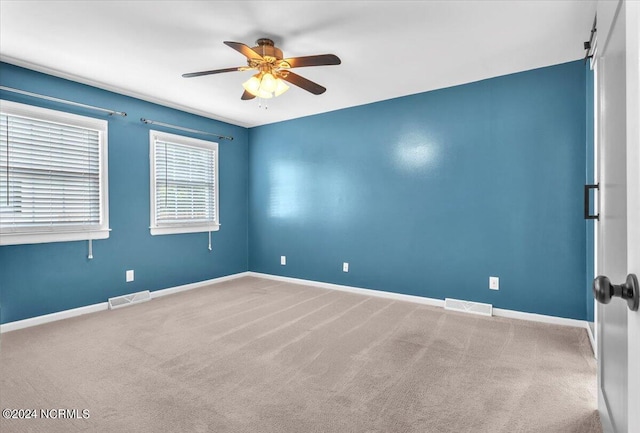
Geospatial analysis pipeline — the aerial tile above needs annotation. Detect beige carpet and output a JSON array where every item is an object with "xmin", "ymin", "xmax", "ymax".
[{"xmin": 0, "ymin": 276, "xmax": 600, "ymax": 433}]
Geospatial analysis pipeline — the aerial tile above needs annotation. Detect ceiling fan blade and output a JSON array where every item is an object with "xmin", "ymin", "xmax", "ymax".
[
  {"xmin": 182, "ymin": 67, "xmax": 244, "ymax": 78},
  {"xmin": 224, "ymin": 41, "xmax": 264, "ymax": 60},
  {"xmin": 241, "ymin": 90, "xmax": 256, "ymax": 100},
  {"xmin": 283, "ymin": 54, "xmax": 341, "ymax": 68},
  {"xmin": 280, "ymin": 71, "xmax": 326, "ymax": 95}
]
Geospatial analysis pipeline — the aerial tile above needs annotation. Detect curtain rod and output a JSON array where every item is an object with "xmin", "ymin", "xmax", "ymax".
[
  {"xmin": 140, "ymin": 118, "xmax": 234, "ymax": 141},
  {"xmin": 0, "ymin": 86, "xmax": 127, "ymax": 117}
]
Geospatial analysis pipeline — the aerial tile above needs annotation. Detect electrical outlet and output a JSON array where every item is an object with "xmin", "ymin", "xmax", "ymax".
[
  {"xmin": 343, "ymin": 262, "xmax": 349, "ymax": 272},
  {"xmin": 280, "ymin": 256, "xmax": 286, "ymax": 266},
  {"xmin": 126, "ymin": 270, "xmax": 134, "ymax": 283},
  {"xmin": 489, "ymin": 276, "xmax": 499, "ymax": 290}
]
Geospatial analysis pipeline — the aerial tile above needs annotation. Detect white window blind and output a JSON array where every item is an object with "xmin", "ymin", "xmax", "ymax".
[
  {"xmin": 0, "ymin": 100, "xmax": 109, "ymax": 246},
  {"xmin": 150, "ymin": 130, "xmax": 219, "ymax": 236}
]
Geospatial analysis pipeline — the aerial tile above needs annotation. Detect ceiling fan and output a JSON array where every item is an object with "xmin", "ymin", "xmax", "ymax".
[{"xmin": 182, "ymin": 38, "xmax": 341, "ymax": 100}]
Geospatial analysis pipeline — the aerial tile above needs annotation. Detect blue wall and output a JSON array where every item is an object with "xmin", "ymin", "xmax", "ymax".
[
  {"xmin": 1, "ymin": 60, "xmax": 590, "ymax": 324},
  {"xmin": 0, "ymin": 63, "xmax": 249, "ymax": 324},
  {"xmin": 249, "ymin": 61, "xmax": 587, "ymax": 320}
]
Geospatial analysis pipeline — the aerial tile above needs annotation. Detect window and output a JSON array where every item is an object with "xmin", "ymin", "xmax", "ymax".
[
  {"xmin": 149, "ymin": 130, "xmax": 219, "ymax": 236},
  {"xmin": 0, "ymin": 100, "xmax": 109, "ymax": 245}
]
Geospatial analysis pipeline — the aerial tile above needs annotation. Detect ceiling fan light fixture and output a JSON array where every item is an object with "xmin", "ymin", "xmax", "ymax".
[
  {"xmin": 260, "ymin": 73, "xmax": 277, "ymax": 93},
  {"xmin": 242, "ymin": 75, "xmax": 262, "ymax": 96},
  {"xmin": 274, "ymin": 78, "xmax": 290, "ymax": 97},
  {"xmin": 244, "ymin": 72, "xmax": 287, "ymax": 99},
  {"xmin": 257, "ymin": 88, "xmax": 273, "ymax": 99}
]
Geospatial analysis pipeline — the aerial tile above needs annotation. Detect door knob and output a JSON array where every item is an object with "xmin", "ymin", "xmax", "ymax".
[{"xmin": 593, "ymin": 274, "xmax": 639, "ymax": 311}]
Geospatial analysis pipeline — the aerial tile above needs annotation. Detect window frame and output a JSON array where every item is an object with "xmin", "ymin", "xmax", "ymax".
[
  {"xmin": 0, "ymin": 99, "xmax": 110, "ymax": 246},
  {"xmin": 149, "ymin": 130, "xmax": 219, "ymax": 236}
]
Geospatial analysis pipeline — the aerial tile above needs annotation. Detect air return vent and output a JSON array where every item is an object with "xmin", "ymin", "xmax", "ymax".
[
  {"xmin": 108, "ymin": 290, "xmax": 151, "ymax": 310},
  {"xmin": 444, "ymin": 298, "xmax": 492, "ymax": 317}
]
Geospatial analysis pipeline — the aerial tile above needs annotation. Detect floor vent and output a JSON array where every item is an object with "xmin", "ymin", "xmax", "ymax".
[
  {"xmin": 108, "ymin": 290, "xmax": 151, "ymax": 310},
  {"xmin": 444, "ymin": 298, "xmax": 493, "ymax": 317}
]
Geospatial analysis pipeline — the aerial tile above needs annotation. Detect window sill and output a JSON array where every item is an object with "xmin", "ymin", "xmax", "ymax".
[
  {"xmin": 150, "ymin": 224, "xmax": 220, "ymax": 236},
  {"xmin": 0, "ymin": 228, "xmax": 111, "ymax": 246}
]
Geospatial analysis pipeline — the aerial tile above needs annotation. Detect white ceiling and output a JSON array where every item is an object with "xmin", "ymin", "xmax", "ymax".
[{"xmin": 0, "ymin": 1, "xmax": 596, "ymax": 128}]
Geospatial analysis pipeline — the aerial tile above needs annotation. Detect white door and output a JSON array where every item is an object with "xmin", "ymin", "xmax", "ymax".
[{"xmin": 595, "ymin": 1, "xmax": 640, "ymax": 432}]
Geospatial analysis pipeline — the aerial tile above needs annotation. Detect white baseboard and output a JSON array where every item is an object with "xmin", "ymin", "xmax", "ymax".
[
  {"xmin": 0, "ymin": 271, "xmax": 250, "ymax": 333},
  {"xmin": 492, "ymin": 307, "xmax": 588, "ymax": 329},
  {"xmin": 150, "ymin": 272, "xmax": 250, "ymax": 299},
  {"xmin": 246, "ymin": 272, "xmax": 445, "ymax": 308},
  {"xmin": 0, "ymin": 302, "xmax": 109, "ymax": 334},
  {"xmin": 586, "ymin": 322, "xmax": 597, "ymax": 358},
  {"xmin": 2, "ymin": 270, "xmax": 589, "ymax": 334},
  {"xmin": 248, "ymin": 272, "xmax": 590, "ymax": 330}
]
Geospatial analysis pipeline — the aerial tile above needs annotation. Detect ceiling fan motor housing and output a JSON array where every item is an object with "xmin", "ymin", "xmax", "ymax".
[{"xmin": 252, "ymin": 38, "xmax": 283, "ymax": 61}]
